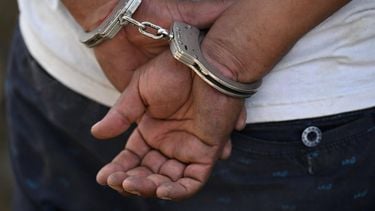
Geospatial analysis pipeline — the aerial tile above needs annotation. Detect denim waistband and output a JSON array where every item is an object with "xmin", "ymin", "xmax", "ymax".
[{"xmin": 231, "ymin": 106, "xmax": 375, "ymax": 156}]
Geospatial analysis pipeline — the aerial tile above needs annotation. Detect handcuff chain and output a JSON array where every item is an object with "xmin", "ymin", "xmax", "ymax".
[{"xmin": 120, "ymin": 15, "xmax": 173, "ymax": 41}]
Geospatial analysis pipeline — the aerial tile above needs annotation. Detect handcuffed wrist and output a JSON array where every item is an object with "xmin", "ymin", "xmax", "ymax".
[
  {"xmin": 79, "ymin": 0, "xmax": 142, "ymax": 47},
  {"xmin": 170, "ymin": 22, "xmax": 261, "ymax": 98},
  {"xmin": 201, "ymin": 36, "xmax": 264, "ymax": 84}
]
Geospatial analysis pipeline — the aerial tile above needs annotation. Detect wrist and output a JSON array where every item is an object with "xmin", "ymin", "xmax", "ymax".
[
  {"xmin": 201, "ymin": 36, "xmax": 267, "ymax": 84},
  {"xmin": 63, "ymin": 0, "xmax": 118, "ymax": 31}
]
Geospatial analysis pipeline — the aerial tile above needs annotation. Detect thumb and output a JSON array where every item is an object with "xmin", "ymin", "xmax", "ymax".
[
  {"xmin": 171, "ymin": 0, "xmax": 235, "ymax": 28},
  {"xmin": 91, "ymin": 71, "xmax": 145, "ymax": 139}
]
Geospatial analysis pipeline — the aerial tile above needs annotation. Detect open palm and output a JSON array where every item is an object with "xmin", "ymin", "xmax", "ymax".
[{"xmin": 92, "ymin": 50, "xmax": 245, "ymax": 200}]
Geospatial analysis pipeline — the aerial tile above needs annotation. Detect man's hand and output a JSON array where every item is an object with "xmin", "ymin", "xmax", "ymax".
[
  {"xmin": 69, "ymin": 0, "xmax": 349, "ymax": 201},
  {"xmin": 63, "ymin": 0, "xmax": 234, "ymax": 91},
  {"xmin": 91, "ymin": 50, "xmax": 245, "ymax": 200}
]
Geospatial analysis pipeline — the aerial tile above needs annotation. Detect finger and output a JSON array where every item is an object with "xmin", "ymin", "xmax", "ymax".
[
  {"xmin": 122, "ymin": 167, "xmax": 156, "ymax": 196},
  {"xmin": 97, "ymin": 125, "xmax": 152, "ymax": 186},
  {"xmin": 141, "ymin": 150, "xmax": 168, "ymax": 173},
  {"xmin": 235, "ymin": 105, "xmax": 247, "ymax": 131},
  {"xmin": 107, "ymin": 171, "xmax": 130, "ymax": 194},
  {"xmin": 122, "ymin": 172, "xmax": 174, "ymax": 197},
  {"xmin": 126, "ymin": 166, "xmax": 153, "ymax": 177},
  {"xmin": 156, "ymin": 179, "xmax": 200, "ymax": 200},
  {"xmin": 147, "ymin": 174, "xmax": 172, "ymax": 187},
  {"xmin": 122, "ymin": 176, "xmax": 156, "ymax": 197},
  {"xmin": 125, "ymin": 128, "xmax": 151, "ymax": 160},
  {"xmin": 172, "ymin": 0, "xmax": 235, "ymax": 28},
  {"xmin": 156, "ymin": 163, "xmax": 212, "ymax": 200},
  {"xmin": 91, "ymin": 71, "xmax": 145, "ymax": 139},
  {"xmin": 97, "ymin": 163, "xmax": 125, "ymax": 185},
  {"xmin": 219, "ymin": 139, "xmax": 232, "ymax": 160},
  {"xmin": 159, "ymin": 159, "xmax": 185, "ymax": 182},
  {"xmin": 96, "ymin": 149, "xmax": 141, "ymax": 185},
  {"xmin": 123, "ymin": 174, "xmax": 172, "ymax": 198}
]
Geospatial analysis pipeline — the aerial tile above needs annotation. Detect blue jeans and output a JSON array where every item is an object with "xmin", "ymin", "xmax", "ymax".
[{"xmin": 6, "ymin": 25, "xmax": 375, "ymax": 211}]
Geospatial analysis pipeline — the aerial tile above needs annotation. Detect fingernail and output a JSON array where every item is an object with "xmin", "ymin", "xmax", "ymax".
[
  {"xmin": 159, "ymin": 196, "xmax": 172, "ymax": 201},
  {"xmin": 126, "ymin": 190, "xmax": 141, "ymax": 196},
  {"xmin": 91, "ymin": 121, "xmax": 101, "ymax": 130}
]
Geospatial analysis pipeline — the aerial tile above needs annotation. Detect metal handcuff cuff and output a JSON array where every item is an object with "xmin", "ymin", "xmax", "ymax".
[{"xmin": 79, "ymin": 0, "xmax": 261, "ymax": 98}]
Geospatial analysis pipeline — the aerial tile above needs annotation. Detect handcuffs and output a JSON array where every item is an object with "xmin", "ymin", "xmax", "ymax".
[{"xmin": 79, "ymin": 0, "xmax": 261, "ymax": 98}]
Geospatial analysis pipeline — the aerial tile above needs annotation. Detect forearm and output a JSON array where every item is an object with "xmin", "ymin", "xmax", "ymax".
[
  {"xmin": 203, "ymin": 0, "xmax": 350, "ymax": 83},
  {"xmin": 62, "ymin": 0, "xmax": 118, "ymax": 30}
]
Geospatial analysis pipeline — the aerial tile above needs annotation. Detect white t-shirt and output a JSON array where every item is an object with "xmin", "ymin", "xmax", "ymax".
[{"xmin": 18, "ymin": 0, "xmax": 375, "ymax": 123}]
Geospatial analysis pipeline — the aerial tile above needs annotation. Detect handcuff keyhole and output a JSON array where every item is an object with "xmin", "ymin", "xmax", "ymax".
[{"xmin": 184, "ymin": 45, "xmax": 188, "ymax": 51}]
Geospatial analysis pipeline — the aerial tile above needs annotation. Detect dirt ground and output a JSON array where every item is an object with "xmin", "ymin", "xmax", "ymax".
[{"xmin": 1, "ymin": 1, "xmax": 19, "ymax": 210}]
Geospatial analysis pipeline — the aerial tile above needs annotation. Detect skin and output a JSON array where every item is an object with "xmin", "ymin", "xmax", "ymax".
[
  {"xmin": 63, "ymin": 0, "xmax": 349, "ymax": 201},
  {"xmin": 93, "ymin": 51, "xmax": 243, "ymax": 199},
  {"xmin": 63, "ymin": 0, "xmax": 235, "ymax": 91},
  {"xmin": 63, "ymin": 0, "xmax": 245, "ymax": 200}
]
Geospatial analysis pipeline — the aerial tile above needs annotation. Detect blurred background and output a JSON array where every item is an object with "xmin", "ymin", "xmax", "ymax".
[{"xmin": 1, "ymin": 1, "xmax": 18, "ymax": 210}]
